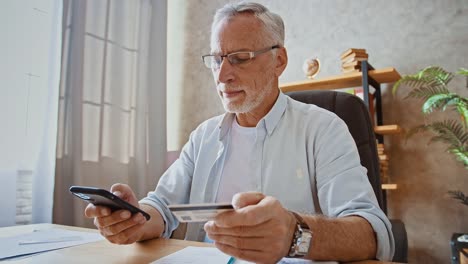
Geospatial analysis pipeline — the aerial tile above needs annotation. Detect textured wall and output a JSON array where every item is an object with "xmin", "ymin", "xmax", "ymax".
[{"xmin": 167, "ymin": 0, "xmax": 468, "ymax": 262}]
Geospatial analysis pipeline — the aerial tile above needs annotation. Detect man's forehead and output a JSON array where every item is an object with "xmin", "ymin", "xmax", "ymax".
[
  {"xmin": 210, "ymin": 14, "xmax": 265, "ymax": 53},
  {"xmin": 210, "ymin": 37, "xmax": 257, "ymax": 53}
]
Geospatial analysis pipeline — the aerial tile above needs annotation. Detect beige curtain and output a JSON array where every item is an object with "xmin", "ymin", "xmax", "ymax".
[{"xmin": 53, "ymin": 0, "xmax": 167, "ymax": 228}]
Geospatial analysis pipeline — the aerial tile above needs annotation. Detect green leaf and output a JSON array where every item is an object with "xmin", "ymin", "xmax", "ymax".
[
  {"xmin": 420, "ymin": 66, "xmax": 454, "ymax": 86},
  {"xmin": 457, "ymin": 102, "xmax": 468, "ymax": 127},
  {"xmin": 393, "ymin": 76, "xmax": 428, "ymax": 95},
  {"xmin": 406, "ymin": 120, "xmax": 468, "ymax": 168},
  {"xmin": 421, "ymin": 94, "xmax": 468, "ymax": 125},
  {"xmin": 457, "ymin": 68, "xmax": 468, "ymax": 76},
  {"xmin": 422, "ymin": 94, "xmax": 457, "ymax": 113},
  {"xmin": 449, "ymin": 149, "xmax": 468, "ymax": 167},
  {"xmin": 393, "ymin": 66, "xmax": 452, "ymax": 98},
  {"xmin": 396, "ymin": 66, "xmax": 468, "ymax": 172},
  {"xmin": 404, "ymin": 125, "xmax": 429, "ymax": 142},
  {"xmin": 406, "ymin": 81, "xmax": 450, "ymax": 100},
  {"xmin": 448, "ymin": 190, "xmax": 468, "ymax": 206}
]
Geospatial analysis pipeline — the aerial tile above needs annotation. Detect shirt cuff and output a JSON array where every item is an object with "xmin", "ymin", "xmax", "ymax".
[
  {"xmin": 140, "ymin": 195, "xmax": 179, "ymax": 239},
  {"xmin": 342, "ymin": 211, "xmax": 395, "ymax": 261}
]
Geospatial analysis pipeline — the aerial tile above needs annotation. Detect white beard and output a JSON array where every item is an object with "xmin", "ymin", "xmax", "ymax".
[{"xmin": 219, "ymin": 79, "xmax": 273, "ymax": 114}]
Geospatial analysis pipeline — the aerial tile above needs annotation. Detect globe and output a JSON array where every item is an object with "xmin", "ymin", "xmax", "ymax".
[{"xmin": 302, "ymin": 57, "xmax": 321, "ymax": 79}]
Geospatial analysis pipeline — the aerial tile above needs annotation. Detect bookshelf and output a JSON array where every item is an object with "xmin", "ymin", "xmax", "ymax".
[
  {"xmin": 280, "ymin": 62, "xmax": 400, "ymax": 134},
  {"xmin": 280, "ymin": 67, "xmax": 400, "ymax": 92},
  {"xmin": 280, "ymin": 61, "xmax": 401, "ymax": 214}
]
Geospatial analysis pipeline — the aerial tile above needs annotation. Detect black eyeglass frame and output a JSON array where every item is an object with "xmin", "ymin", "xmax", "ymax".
[{"xmin": 201, "ymin": 45, "xmax": 280, "ymax": 69}]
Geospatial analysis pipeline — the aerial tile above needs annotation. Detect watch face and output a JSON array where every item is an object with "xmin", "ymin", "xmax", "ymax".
[
  {"xmin": 298, "ymin": 243, "xmax": 309, "ymax": 253},
  {"xmin": 298, "ymin": 232, "xmax": 313, "ymax": 254}
]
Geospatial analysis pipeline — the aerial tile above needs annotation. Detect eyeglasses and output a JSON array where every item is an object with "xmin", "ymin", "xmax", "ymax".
[{"xmin": 202, "ymin": 45, "xmax": 280, "ymax": 69}]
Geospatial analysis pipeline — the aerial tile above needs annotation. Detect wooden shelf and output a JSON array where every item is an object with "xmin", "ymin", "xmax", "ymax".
[
  {"xmin": 280, "ymin": 67, "xmax": 401, "ymax": 92},
  {"xmin": 382, "ymin": 183, "xmax": 397, "ymax": 190},
  {"xmin": 374, "ymin": 125, "xmax": 401, "ymax": 135}
]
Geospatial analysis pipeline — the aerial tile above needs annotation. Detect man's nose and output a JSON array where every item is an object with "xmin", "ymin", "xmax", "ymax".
[{"xmin": 216, "ymin": 57, "xmax": 235, "ymax": 84}]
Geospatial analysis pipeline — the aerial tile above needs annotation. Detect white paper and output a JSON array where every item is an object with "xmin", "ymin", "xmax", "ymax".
[
  {"xmin": 0, "ymin": 228, "xmax": 104, "ymax": 260},
  {"xmin": 151, "ymin": 246, "xmax": 232, "ymax": 264},
  {"xmin": 238, "ymin": 258, "xmax": 337, "ymax": 264},
  {"xmin": 278, "ymin": 259, "xmax": 338, "ymax": 264},
  {"xmin": 150, "ymin": 246, "xmax": 338, "ymax": 264}
]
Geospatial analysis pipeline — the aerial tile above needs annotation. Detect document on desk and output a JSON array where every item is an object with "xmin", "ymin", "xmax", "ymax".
[
  {"xmin": 151, "ymin": 246, "xmax": 233, "ymax": 264},
  {"xmin": 0, "ymin": 228, "xmax": 104, "ymax": 260},
  {"xmin": 150, "ymin": 246, "xmax": 337, "ymax": 264}
]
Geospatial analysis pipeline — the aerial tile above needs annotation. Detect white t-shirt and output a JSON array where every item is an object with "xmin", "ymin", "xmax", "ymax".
[{"xmin": 215, "ymin": 117, "xmax": 257, "ymax": 203}]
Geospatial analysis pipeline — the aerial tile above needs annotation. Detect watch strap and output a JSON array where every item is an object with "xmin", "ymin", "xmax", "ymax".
[
  {"xmin": 290, "ymin": 211, "xmax": 309, "ymax": 230},
  {"xmin": 287, "ymin": 211, "xmax": 312, "ymax": 258}
]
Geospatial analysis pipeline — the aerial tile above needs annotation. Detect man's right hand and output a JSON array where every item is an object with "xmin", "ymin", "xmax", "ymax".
[{"xmin": 84, "ymin": 183, "xmax": 147, "ymax": 244}]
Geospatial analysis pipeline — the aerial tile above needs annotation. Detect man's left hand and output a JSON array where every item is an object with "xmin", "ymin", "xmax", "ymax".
[{"xmin": 204, "ymin": 192, "xmax": 297, "ymax": 264}]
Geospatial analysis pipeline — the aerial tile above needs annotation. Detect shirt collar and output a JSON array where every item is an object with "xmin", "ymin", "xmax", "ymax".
[{"xmin": 218, "ymin": 92, "xmax": 288, "ymax": 140}]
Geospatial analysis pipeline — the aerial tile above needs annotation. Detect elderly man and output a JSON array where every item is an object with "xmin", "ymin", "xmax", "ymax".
[{"xmin": 85, "ymin": 2, "xmax": 394, "ymax": 263}]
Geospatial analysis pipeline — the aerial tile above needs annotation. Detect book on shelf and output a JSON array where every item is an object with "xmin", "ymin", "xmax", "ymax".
[
  {"xmin": 340, "ymin": 48, "xmax": 367, "ymax": 59},
  {"xmin": 342, "ymin": 60, "xmax": 361, "ymax": 68},
  {"xmin": 379, "ymin": 154, "xmax": 389, "ymax": 161},
  {"xmin": 341, "ymin": 53, "xmax": 369, "ymax": 64},
  {"xmin": 377, "ymin": 144, "xmax": 385, "ymax": 153},
  {"xmin": 342, "ymin": 65, "xmax": 361, "ymax": 73},
  {"xmin": 339, "ymin": 48, "xmax": 368, "ymax": 74},
  {"xmin": 379, "ymin": 159, "xmax": 389, "ymax": 166},
  {"xmin": 376, "ymin": 143, "xmax": 390, "ymax": 183}
]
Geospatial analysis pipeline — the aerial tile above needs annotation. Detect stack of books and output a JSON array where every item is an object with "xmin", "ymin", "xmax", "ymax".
[
  {"xmin": 377, "ymin": 143, "xmax": 389, "ymax": 183},
  {"xmin": 340, "ymin": 48, "xmax": 369, "ymax": 73}
]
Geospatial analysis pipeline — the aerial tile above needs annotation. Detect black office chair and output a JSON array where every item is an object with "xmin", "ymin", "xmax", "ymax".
[{"xmin": 286, "ymin": 90, "xmax": 408, "ymax": 263}]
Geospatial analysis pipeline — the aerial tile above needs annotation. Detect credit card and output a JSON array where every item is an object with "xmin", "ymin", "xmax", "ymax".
[{"xmin": 168, "ymin": 203, "xmax": 234, "ymax": 223}]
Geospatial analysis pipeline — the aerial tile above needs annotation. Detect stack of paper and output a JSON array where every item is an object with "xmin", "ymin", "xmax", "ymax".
[{"xmin": 0, "ymin": 228, "xmax": 104, "ymax": 260}]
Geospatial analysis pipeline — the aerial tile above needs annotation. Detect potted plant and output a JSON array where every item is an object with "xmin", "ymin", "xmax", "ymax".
[{"xmin": 392, "ymin": 66, "xmax": 468, "ymax": 263}]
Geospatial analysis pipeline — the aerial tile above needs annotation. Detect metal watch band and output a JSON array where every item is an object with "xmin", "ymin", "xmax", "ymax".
[{"xmin": 287, "ymin": 211, "xmax": 312, "ymax": 258}]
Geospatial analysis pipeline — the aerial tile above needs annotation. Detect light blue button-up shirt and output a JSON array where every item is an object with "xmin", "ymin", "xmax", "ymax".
[{"xmin": 140, "ymin": 92, "xmax": 395, "ymax": 261}]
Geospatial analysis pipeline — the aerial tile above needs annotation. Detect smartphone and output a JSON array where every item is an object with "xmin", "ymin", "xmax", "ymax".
[{"xmin": 69, "ymin": 186, "xmax": 151, "ymax": 220}]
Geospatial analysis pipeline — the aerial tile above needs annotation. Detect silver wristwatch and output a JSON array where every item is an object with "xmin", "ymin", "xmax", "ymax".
[{"xmin": 287, "ymin": 211, "xmax": 313, "ymax": 258}]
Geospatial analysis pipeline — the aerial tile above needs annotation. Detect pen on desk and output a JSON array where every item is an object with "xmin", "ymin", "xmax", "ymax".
[
  {"xmin": 18, "ymin": 236, "xmax": 82, "ymax": 245},
  {"xmin": 227, "ymin": 256, "xmax": 236, "ymax": 264}
]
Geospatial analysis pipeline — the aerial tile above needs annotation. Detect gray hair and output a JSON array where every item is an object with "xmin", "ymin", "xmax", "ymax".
[{"xmin": 211, "ymin": 2, "xmax": 285, "ymax": 46}]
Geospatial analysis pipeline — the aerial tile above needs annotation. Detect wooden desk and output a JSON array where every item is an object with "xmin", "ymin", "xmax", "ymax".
[{"xmin": 1, "ymin": 224, "xmax": 401, "ymax": 264}]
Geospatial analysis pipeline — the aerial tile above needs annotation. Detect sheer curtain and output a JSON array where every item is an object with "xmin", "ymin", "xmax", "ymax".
[
  {"xmin": 54, "ymin": 0, "xmax": 167, "ymax": 227},
  {"xmin": 1, "ymin": 0, "xmax": 62, "ymax": 226}
]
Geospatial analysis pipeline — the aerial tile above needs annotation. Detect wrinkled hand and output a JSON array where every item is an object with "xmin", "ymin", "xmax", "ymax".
[
  {"xmin": 84, "ymin": 183, "xmax": 147, "ymax": 244},
  {"xmin": 204, "ymin": 192, "xmax": 296, "ymax": 264}
]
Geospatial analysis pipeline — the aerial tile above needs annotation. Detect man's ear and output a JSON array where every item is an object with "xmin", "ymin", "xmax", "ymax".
[{"xmin": 274, "ymin": 46, "xmax": 288, "ymax": 77}]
